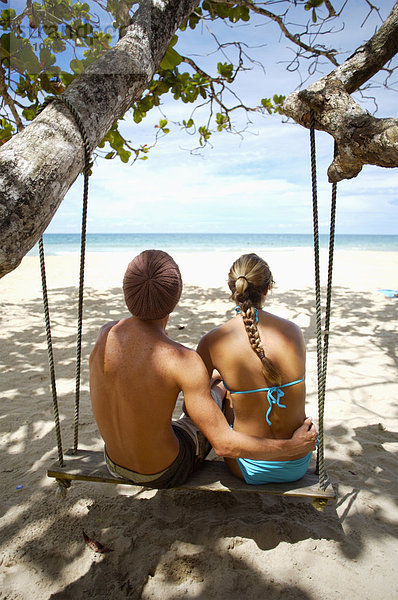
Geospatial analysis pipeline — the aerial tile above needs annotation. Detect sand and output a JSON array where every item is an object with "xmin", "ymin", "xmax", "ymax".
[{"xmin": 1, "ymin": 248, "xmax": 397, "ymax": 600}]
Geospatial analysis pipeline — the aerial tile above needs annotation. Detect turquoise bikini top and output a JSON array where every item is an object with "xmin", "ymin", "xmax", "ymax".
[
  {"xmin": 227, "ymin": 306, "xmax": 304, "ymax": 425},
  {"xmin": 223, "ymin": 378, "xmax": 305, "ymax": 426},
  {"xmin": 227, "ymin": 306, "xmax": 304, "ymax": 426}
]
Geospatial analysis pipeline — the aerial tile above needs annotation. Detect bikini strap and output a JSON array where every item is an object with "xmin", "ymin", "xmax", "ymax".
[
  {"xmin": 234, "ymin": 306, "xmax": 259, "ymax": 324},
  {"xmin": 222, "ymin": 378, "xmax": 304, "ymax": 426},
  {"xmin": 279, "ymin": 378, "xmax": 305, "ymax": 389}
]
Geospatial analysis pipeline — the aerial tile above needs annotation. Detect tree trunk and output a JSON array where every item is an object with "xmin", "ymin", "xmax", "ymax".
[
  {"xmin": 0, "ymin": 0, "xmax": 199, "ymax": 278},
  {"xmin": 283, "ymin": 1, "xmax": 398, "ymax": 183}
]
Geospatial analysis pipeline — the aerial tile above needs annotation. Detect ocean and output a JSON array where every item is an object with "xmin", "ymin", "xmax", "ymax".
[{"xmin": 28, "ymin": 233, "xmax": 398, "ymax": 256}]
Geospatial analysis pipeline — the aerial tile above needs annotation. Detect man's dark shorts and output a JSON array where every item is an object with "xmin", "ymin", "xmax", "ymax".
[{"xmin": 105, "ymin": 425, "xmax": 199, "ymax": 489}]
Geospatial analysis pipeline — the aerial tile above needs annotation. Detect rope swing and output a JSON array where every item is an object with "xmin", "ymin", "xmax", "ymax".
[
  {"xmin": 41, "ymin": 97, "xmax": 335, "ymax": 502},
  {"xmin": 309, "ymin": 108, "xmax": 337, "ymax": 491},
  {"xmin": 38, "ymin": 95, "xmax": 92, "ymax": 467}
]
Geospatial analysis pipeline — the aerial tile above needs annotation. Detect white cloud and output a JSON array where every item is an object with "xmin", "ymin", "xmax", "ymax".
[{"xmin": 48, "ymin": 0, "xmax": 397, "ymax": 235}]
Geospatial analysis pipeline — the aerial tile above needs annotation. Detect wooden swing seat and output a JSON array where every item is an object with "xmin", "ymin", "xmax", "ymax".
[{"xmin": 47, "ymin": 449, "xmax": 335, "ymax": 500}]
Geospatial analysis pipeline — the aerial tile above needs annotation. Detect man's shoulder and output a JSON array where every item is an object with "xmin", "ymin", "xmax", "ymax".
[
  {"xmin": 165, "ymin": 338, "xmax": 199, "ymax": 362},
  {"xmin": 99, "ymin": 320, "xmax": 120, "ymax": 334},
  {"xmin": 158, "ymin": 341, "xmax": 206, "ymax": 390},
  {"xmin": 93, "ymin": 320, "xmax": 120, "ymax": 342},
  {"xmin": 91, "ymin": 320, "xmax": 120, "ymax": 353},
  {"xmin": 163, "ymin": 338, "xmax": 204, "ymax": 368}
]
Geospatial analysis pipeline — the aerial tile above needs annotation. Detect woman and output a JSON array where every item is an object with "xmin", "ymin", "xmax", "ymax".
[{"xmin": 197, "ymin": 253, "xmax": 313, "ymax": 484}]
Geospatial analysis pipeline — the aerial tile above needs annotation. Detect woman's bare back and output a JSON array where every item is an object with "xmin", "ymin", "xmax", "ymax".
[{"xmin": 198, "ymin": 309, "xmax": 306, "ymax": 447}]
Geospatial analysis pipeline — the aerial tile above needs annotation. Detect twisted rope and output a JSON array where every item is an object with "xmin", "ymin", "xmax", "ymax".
[
  {"xmin": 321, "ymin": 169, "xmax": 337, "ymax": 407},
  {"xmin": 309, "ymin": 110, "xmax": 324, "ymax": 490},
  {"xmin": 39, "ymin": 237, "xmax": 64, "ymax": 466},
  {"xmin": 309, "ymin": 111, "xmax": 338, "ymax": 490},
  {"xmin": 37, "ymin": 95, "xmax": 91, "ymax": 458},
  {"xmin": 59, "ymin": 99, "xmax": 91, "ymax": 453}
]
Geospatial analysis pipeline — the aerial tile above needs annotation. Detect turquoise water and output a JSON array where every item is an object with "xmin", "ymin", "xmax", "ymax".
[{"xmin": 28, "ymin": 233, "xmax": 398, "ymax": 256}]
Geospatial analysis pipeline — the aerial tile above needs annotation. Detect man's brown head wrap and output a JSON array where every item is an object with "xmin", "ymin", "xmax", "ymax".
[{"xmin": 123, "ymin": 250, "xmax": 182, "ymax": 320}]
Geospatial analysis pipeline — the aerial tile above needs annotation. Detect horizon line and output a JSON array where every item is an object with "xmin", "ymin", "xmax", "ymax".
[{"xmin": 44, "ymin": 232, "xmax": 398, "ymax": 236}]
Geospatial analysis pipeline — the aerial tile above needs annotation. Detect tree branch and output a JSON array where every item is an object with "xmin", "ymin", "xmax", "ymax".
[
  {"xmin": 332, "ymin": 0, "xmax": 398, "ymax": 93},
  {"xmin": 283, "ymin": 0, "xmax": 398, "ymax": 182},
  {"xmin": 180, "ymin": 55, "xmax": 222, "ymax": 83},
  {"xmin": 323, "ymin": 1, "xmax": 337, "ymax": 18},
  {"xmin": 0, "ymin": 0, "xmax": 200, "ymax": 278},
  {"xmin": 0, "ymin": 65, "xmax": 24, "ymax": 132},
  {"xmin": 179, "ymin": 53, "xmax": 267, "ymax": 134},
  {"xmin": 210, "ymin": 0, "xmax": 339, "ymax": 66}
]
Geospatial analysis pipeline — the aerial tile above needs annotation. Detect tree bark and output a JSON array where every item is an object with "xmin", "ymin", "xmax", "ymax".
[
  {"xmin": 0, "ymin": 0, "xmax": 199, "ymax": 278},
  {"xmin": 283, "ymin": 1, "xmax": 398, "ymax": 183}
]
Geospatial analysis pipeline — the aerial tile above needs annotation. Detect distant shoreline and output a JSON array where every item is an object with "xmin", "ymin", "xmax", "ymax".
[{"xmin": 27, "ymin": 232, "xmax": 398, "ymax": 256}]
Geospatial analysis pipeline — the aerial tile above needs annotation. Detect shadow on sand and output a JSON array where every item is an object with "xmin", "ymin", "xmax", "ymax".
[{"xmin": 1, "ymin": 284, "xmax": 397, "ymax": 598}]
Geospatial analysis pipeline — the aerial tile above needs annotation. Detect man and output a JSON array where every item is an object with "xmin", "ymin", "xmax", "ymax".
[{"xmin": 90, "ymin": 249, "xmax": 317, "ymax": 489}]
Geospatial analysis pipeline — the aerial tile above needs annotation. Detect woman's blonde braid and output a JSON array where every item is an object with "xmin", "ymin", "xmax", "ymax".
[{"xmin": 239, "ymin": 300, "xmax": 281, "ymax": 386}]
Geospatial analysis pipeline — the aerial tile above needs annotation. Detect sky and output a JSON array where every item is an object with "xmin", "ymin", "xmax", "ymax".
[{"xmin": 46, "ymin": 0, "xmax": 398, "ymax": 235}]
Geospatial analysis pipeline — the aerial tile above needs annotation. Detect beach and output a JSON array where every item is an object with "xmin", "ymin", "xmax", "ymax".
[{"xmin": 1, "ymin": 245, "xmax": 398, "ymax": 599}]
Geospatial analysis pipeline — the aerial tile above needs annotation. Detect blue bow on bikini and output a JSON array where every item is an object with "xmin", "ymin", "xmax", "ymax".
[{"xmin": 265, "ymin": 387, "xmax": 287, "ymax": 426}]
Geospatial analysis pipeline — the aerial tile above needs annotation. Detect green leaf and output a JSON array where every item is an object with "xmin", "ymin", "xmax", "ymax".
[
  {"xmin": 109, "ymin": 129, "xmax": 124, "ymax": 151},
  {"xmin": 261, "ymin": 97, "xmax": 273, "ymax": 114},
  {"xmin": 305, "ymin": 0, "xmax": 323, "ymax": 10},
  {"xmin": 183, "ymin": 9, "xmax": 201, "ymax": 30},
  {"xmin": 22, "ymin": 106, "xmax": 37, "ymax": 121},
  {"xmin": 69, "ymin": 58, "xmax": 85, "ymax": 74},
  {"xmin": 1, "ymin": 33, "xmax": 41, "ymax": 72},
  {"xmin": 1, "ymin": 8, "xmax": 17, "ymax": 30},
  {"xmin": 239, "ymin": 7, "xmax": 250, "ymax": 22},
  {"xmin": 133, "ymin": 109, "xmax": 143, "ymax": 124},
  {"xmin": 198, "ymin": 125, "xmax": 211, "ymax": 146},
  {"xmin": 0, "ymin": 33, "xmax": 10, "ymax": 60},
  {"xmin": 213, "ymin": 3, "xmax": 229, "ymax": 19},
  {"xmin": 118, "ymin": 149, "xmax": 131, "ymax": 163},
  {"xmin": 0, "ymin": 117, "xmax": 15, "ymax": 144},
  {"xmin": 217, "ymin": 62, "xmax": 233, "ymax": 82},
  {"xmin": 40, "ymin": 46, "xmax": 56, "ymax": 68},
  {"xmin": 228, "ymin": 6, "xmax": 240, "ymax": 23},
  {"xmin": 60, "ymin": 71, "xmax": 75, "ymax": 86},
  {"xmin": 51, "ymin": 38, "xmax": 66, "ymax": 53},
  {"xmin": 216, "ymin": 112, "xmax": 228, "ymax": 131},
  {"xmin": 159, "ymin": 119, "xmax": 168, "ymax": 128},
  {"xmin": 272, "ymin": 94, "xmax": 285, "ymax": 105},
  {"xmin": 160, "ymin": 46, "xmax": 182, "ymax": 70}
]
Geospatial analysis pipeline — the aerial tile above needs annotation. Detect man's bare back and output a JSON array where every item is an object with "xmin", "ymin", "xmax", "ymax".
[{"xmin": 90, "ymin": 316, "xmax": 185, "ymax": 474}]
